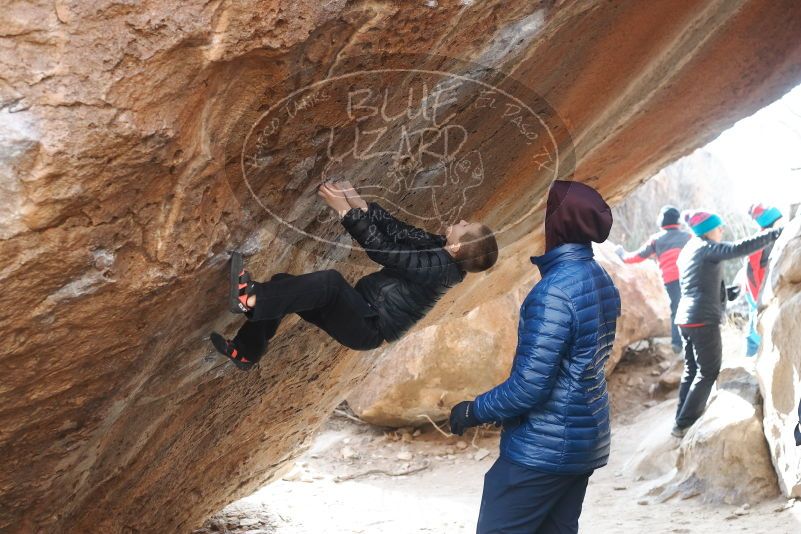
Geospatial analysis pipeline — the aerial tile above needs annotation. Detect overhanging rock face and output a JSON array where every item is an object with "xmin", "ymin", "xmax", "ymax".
[{"xmin": 2, "ymin": 1, "xmax": 801, "ymax": 531}]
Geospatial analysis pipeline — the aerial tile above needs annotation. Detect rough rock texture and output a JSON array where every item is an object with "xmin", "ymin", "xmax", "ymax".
[
  {"xmin": 757, "ymin": 216, "xmax": 801, "ymax": 498},
  {"xmin": 3, "ymin": 1, "xmax": 801, "ymax": 532},
  {"xmin": 634, "ymin": 367, "xmax": 778, "ymax": 505},
  {"xmin": 348, "ymin": 242, "xmax": 669, "ymax": 426},
  {"xmin": 594, "ymin": 243, "xmax": 671, "ymax": 373},
  {"xmin": 347, "ymin": 288, "xmax": 525, "ymax": 427},
  {"xmin": 623, "ymin": 399, "xmax": 681, "ymax": 481}
]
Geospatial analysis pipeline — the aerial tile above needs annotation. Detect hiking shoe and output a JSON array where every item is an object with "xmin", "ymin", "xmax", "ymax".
[
  {"xmin": 672, "ymin": 344, "xmax": 683, "ymax": 355},
  {"xmin": 229, "ymin": 251, "xmax": 255, "ymax": 314},
  {"xmin": 671, "ymin": 424, "xmax": 688, "ymax": 438},
  {"xmin": 210, "ymin": 332, "xmax": 255, "ymax": 371}
]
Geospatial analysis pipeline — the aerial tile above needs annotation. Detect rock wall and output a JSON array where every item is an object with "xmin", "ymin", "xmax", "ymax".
[
  {"xmin": 628, "ymin": 367, "xmax": 779, "ymax": 506},
  {"xmin": 3, "ymin": 1, "xmax": 801, "ymax": 532},
  {"xmin": 348, "ymin": 288, "xmax": 525, "ymax": 428},
  {"xmin": 348, "ymin": 242, "xmax": 670, "ymax": 427},
  {"xmin": 757, "ymin": 215, "xmax": 801, "ymax": 498}
]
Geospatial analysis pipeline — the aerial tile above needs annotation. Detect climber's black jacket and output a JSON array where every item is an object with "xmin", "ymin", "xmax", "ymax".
[
  {"xmin": 341, "ymin": 202, "xmax": 465, "ymax": 342},
  {"xmin": 674, "ymin": 228, "xmax": 781, "ymax": 326}
]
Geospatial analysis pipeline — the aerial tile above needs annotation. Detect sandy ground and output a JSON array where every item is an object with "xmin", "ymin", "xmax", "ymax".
[{"xmin": 195, "ymin": 331, "xmax": 801, "ymax": 534}]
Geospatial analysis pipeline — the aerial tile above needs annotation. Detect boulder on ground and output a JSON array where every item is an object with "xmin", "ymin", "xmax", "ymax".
[
  {"xmin": 640, "ymin": 367, "xmax": 779, "ymax": 505},
  {"xmin": 593, "ymin": 243, "xmax": 672, "ymax": 373},
  {"xmin": 347, "ymin": 290, "xmax": 524, "ymax": 427},
  {"xmin": 623, "ymin": 398, "xmax": 681, "ymax": 481},
  {"xmin": 657, "ymin": 357, "xmax": 684, "ymax": 392},
  {"xmin": 348, "ymin": 242, "xmax": 670, "ymax": 426},
  {"xmin": 756, "ymin": 216, "xmax": 801, "ymax": 498}
]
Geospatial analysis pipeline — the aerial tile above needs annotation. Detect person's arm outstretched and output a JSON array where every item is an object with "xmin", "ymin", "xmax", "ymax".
[
  {"xmin": 704, "ymin": 227, "xmax": 782, "ymax": 262},
  {"xmin": 620, "ymin": 237, "xmax": 656, "ymax": 264},
  {"xmin": 366, "ymin": 202, "xmax": 443, "ymax": 246},
  {"xmin": 471, "ymin": 282, "xmax": 574, "ymax": 423},
  {"xmin": 319, "ymin": 182, "xmax": 455, "ymax": 282},
  {"xmin": 337, "ymin": 180, "xmax": 442, "ymax": 246},
  {"xmin": 341, "ymin": 206, "xmax": 454, "ymax": 282}
]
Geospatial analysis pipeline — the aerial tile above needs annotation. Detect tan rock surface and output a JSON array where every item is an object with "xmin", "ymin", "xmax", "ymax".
[
  {"xmin": 757, "ymin": 216, "xmax": 801, "ymax": 498},
  {"xmin": 348, "ymin": 241, "xmax": 669, "ymax": 426},
  {"xmin": 2, "ymin": 1, "xmax": 801, "ymax": 532},
  {"xmin": 348, "ymin": 288, "xmax": 526, "ymax": 427},
  {"xmin": 640, "ymin": 367, "xmax": 778, "ymax": 505},
  {"xmin": 594, "ymin": 242, "xmax": 671, "ymax": 373}
]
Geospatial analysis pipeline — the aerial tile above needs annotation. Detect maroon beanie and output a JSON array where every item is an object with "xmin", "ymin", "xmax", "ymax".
[{"xmin": 545, "ymin": 180, "xmax": 613, "ymax": 252}]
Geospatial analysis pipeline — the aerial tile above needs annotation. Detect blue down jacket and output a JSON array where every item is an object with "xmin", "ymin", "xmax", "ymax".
[{"xmin": 473, "ymin": 243, "xmax": 621, "ymax": 474}]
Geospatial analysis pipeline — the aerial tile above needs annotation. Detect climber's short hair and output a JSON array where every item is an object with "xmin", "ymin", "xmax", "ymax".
[{"xmin": 455, "ymin": 224, "xmax": 498, "ymax": 273}]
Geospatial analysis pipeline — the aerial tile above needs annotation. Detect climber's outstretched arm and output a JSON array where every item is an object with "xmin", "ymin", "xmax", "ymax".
[
  {"xmin": 318, "ymin": 182, "xmax": 452, "ymax": 282},
  {"xmin": 335, "ymin": 180, "xmax": 440, "ymax": 246}
]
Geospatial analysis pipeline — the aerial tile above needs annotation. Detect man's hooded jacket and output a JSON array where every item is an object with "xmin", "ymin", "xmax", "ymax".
[{"xmin": 473, "ymin": 180, "xmax": 621, "ymax": 474}]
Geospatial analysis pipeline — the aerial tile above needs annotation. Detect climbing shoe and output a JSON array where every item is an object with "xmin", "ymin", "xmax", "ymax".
[
  {"xmin": 210, "ymin": 332, "xmax": 255, "ymax": 371},
  {"xmin": 229, "ymin": 251, "xmax": 255, "ymax": 314},
  {"xmin": 671, "ymin": 424, "xmax": 688, "ymax": 438}
]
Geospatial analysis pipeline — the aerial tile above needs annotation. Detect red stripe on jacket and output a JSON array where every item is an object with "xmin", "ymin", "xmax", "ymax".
[{"xmin": 623, "ymin": 228, "xmax": 690, "ymax": 284}]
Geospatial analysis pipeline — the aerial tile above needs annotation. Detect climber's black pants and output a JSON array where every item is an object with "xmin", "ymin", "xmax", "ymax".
[
  {"xmin": 675, "ymin": 324, "xmax": 722, "ymax": 429},
  {"xmin": 232, "ymin": 270, "xmax": 384, "ymax": 361},
  {"xmin": 476, "ymin": 457, "xmax": 592, "ymax": 534}
]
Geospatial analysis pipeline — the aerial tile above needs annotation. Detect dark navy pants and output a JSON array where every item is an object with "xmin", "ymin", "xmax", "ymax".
[
  {"xmin": 664, "ymin": 280, "xmax": 682, "ymax": 349},
  {"xmin": 476, "ymin": 457, "xmax": 592, "ymax": 534}
]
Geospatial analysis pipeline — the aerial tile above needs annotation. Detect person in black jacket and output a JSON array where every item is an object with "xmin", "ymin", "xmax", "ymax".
[
  {"xmin": 671, "ymin": 210, "xmax": 782, "ymax": 437},
  {"xmin": 209, "ymin": 181, "xmax": 498, "ymax": 370}
]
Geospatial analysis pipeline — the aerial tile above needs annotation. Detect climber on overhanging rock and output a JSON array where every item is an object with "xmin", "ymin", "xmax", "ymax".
[
  {"xmin": 448, "ymin": 180, "xmax": 620, "ymax": 534},
  {"xmin": 210, "ymin": 181, "xmax": 498, "ymax": 370},
  {"xmin": 616, "ymin": 205, "xmax": 692, "ymax": 354},
  {"xmin": 740, "ymin": 203, "xmax": 783, "ymax": 357},
  {"xmin": 671, "ymin": 210, "xmax": 783, "ymax": 438}
]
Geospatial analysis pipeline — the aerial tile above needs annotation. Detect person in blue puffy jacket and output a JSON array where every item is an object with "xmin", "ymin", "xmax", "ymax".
[{"xmin": 449, "ymin": 180, "xmax": 621, "ymax": 534}]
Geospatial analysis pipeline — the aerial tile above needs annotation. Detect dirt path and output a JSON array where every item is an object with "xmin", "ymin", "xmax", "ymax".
[{"xmin": 196, "ymin": 334, "xmax": 801, "ymax": 533}]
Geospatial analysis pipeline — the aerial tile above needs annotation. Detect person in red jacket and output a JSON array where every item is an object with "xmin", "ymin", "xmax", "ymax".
[
  {"xmin": 743, "ymin": 203, "xmax": 783, "ymax": 356},
  {"xmin": 617, "ymin": 206, "xmax": 691, "ymax": 353}
]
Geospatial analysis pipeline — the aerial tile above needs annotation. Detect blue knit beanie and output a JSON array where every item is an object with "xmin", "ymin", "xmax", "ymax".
[{"xmin": 749, "ymin": 203, "xmax": 782, "ymax": 229}]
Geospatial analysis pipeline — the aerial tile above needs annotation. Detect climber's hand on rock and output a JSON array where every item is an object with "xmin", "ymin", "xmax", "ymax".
[
  {"xmin": 449, "ymin": 400, "xmax": 479, "ymax": 436},
  {"xmin": 336, "ymin": 180, "xmax": 368, "ymax": 211},
  {"xmin": 318, "ymin": 182, "xmax": 352, "ymax": 217}
]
